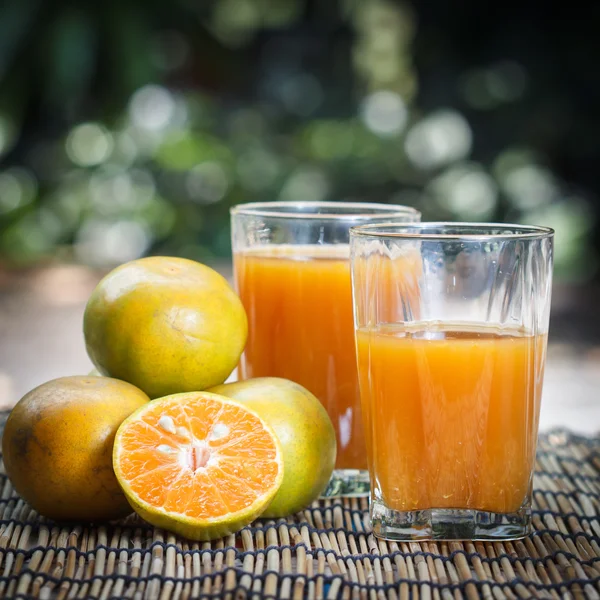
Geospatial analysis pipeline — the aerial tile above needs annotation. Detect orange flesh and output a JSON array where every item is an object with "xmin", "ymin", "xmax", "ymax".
[
  {"xmin": 356, "ymin": 323, "xmax": 546, "ymax": 514},
  {"xmin": 115, "ymin": 394, "xmax": 281, "ymax": 519}
]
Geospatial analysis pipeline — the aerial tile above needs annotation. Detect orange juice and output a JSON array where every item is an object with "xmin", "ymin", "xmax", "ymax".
[
  {"xmin": 234, "ymin": 245, "xmax": 364, "ymax": 470},
  {"xmin": 356, "ymin": 323, "xmax": 545, "ymax": 514}
]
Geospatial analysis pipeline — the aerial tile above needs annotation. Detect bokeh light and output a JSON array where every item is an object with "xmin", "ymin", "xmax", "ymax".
[
  {"xmin": 66, "ymin": 123, "xmax": 113, "ymax": 167},
  {"xmin": 75, "ymin": 219, "xmax": 152, "ymax": 266},
  {"xmin": 129, "ymin": 85, "xmax": 177, "ymax": 132},
  {"xmin": 280, "ymin": 168, "xmax": 329, "ymax": 202},
  {"xmin": 405, "ymin": 110, "xmax": 472, "ymax": 170},
  {"xmin": 186, "ymin": 162, "xmax": 230, "ymax": 204},
  {"xmin": 237, "ymin": 148, "xmax": 280, "ymax": 191},
  {"xmin": 361, "ymin": 90, "xmax": 407, "ymax": 137},
  {"xmin": 427, "ymin": 163, "xmax": 498, "ymax": 220},
  {"xmin": 502, "ymin": 165, "xmax": 557, "ymax": 209},
  {"xmin": 111, "ymin": 131, "xmax": 139, "ymax": 166},
  {"xmin": 208, "ymin": 0, "xmax": 261, "ymax": 48},
  {"xmin": 0, "ymin": 168, "xmax": 37, "ymax": 214},
  {"xmin": 351, "ymin": 0, "xmax": 417, "ymax": 98}
]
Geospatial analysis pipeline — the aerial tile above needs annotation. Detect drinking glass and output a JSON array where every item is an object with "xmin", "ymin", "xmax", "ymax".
[
  {"xmin": 350, "ymin": 223, "xmax": 553, "ymax": 539},
  {"xmin": 230, "ymin": 201, "xmax": 421, "ymax": 496}
]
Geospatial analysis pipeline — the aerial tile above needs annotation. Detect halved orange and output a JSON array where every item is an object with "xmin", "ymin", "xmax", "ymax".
[{"xmin": 113, "ymin": 391, "xmax": 283, "ymax": 540}]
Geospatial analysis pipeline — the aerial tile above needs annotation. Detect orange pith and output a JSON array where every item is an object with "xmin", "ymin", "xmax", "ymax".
[{"xmin": 114, "ymin": 393, "xmax": 282, "ymax": 522}]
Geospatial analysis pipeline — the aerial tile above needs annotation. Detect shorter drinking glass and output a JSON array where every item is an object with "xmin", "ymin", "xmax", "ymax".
[
  {"xmin": 350, "ymin": 223, "xmax": 554, "ymax": 540},
  {"xmin": 231, "ymin": 202, "xmax": 420, "ymax": 497}
]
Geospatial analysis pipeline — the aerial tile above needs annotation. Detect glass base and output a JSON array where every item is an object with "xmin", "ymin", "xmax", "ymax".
[
  {"xmin": 321, "ymin": 469, "xmax": 370, "ymax": 497},
  {"xmin": 371, "ymin": 499, "xmax": 531, "ymax": 541}
]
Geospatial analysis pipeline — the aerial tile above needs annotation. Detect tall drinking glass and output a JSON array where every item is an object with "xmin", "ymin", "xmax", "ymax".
[
  {"xmin": 231, "ymin": 202, "xmax": 421, "ymax": 496},
  {"xmin": 350, "ymin": 223, "xmax": 553, "ymax": 539}
]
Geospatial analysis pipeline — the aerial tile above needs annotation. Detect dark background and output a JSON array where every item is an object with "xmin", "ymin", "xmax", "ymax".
[{"xmin": 0, "ymin": 0, "xmax": 598, "ymax": 282}]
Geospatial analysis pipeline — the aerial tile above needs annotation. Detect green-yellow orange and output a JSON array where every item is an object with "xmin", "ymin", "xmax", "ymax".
[
  {"xmin": 208, "ymin": 377, "xmax": 336, "ymax": 517},
  {"xmin": 2, "ymin": 376, "xmax": 149, "ymax": 521},
  {"xmin": 84, "ymin": 257, "xmax": 247, "ymax": 399}
]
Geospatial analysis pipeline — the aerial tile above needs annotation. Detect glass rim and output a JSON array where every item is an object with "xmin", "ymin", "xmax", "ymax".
[
  {"xmin": 230, "ymin": 201, "xmax": 421, "ymax": 220},
  {"xmin": 350, "ymin": 222, "xmax": 554, "ymax": 241}
]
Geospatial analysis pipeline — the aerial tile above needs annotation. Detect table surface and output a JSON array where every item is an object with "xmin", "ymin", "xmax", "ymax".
[
  {"xmin": 0, "ymin": 416, "xmax": 598, "ymax": 599},
  {"xmin": 0, "ymin": 263, "xmax": 599, "ymax": 434}
]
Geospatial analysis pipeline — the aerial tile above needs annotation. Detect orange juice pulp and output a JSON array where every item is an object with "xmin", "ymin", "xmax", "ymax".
[
  {"xmin": 234, "ymin": 245, "xmax": 364, "ymax": 470},
  {"xmin": 356, "ymin": 323, "xmax": 546, "ymax": 514}
]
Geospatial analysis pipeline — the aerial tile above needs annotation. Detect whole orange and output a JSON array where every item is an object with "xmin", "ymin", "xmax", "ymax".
[
  {"xmin": 83, "ymin": 257, "xmax": 248, "ymax": 399},
  {"xmin": 2, "ymin": 376, "xmax": 149, "ymax": 522},
  {"xmin": 208, "ymin": 377, "xmax": 336, "ymax": 517}
]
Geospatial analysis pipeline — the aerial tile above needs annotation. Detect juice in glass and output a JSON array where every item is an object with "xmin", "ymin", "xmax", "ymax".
[
  {"xmin": 235, "ymin": 245, "xmax": 363, "ymax": 470},
  {"xmin": 356, "ymin": 322, "xmax": 545, "ymax": 515}
]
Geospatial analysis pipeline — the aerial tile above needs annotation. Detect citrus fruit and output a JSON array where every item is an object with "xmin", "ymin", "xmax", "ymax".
[
  {"xmin": 113, "ymin": 391, "xmax": 284, "ymax": 540},
  {"xmin": 208, "ymin": 377, "xmax": 336, "ymax": 517},
  {"xmin": 2, "ymin": 376, "xmax": 149, "ymax": 521},
  {"xmin": 83, "ymin": 257, "xmax": 248, "ymax": 399}
]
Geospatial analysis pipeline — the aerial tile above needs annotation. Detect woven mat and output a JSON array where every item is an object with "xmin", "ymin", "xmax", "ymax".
[{"xmin": 1, "ymin": 416, "xmax": 599, "ymax": 600}]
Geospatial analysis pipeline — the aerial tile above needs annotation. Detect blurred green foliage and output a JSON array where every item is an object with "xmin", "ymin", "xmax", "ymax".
[{"xmin": 0, "ymin": 0, "xmax": 595, "ymax": 281}]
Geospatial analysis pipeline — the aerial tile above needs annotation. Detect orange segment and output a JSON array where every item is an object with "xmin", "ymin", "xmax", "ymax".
[{"xmin": 113, "ymin": 392, "xmax": 283, "ymax": 540}]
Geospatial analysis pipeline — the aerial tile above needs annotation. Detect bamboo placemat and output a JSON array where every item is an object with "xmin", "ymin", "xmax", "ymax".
[{"xmin": 0, "ymin": 414, "xmax": 599, "ymax": 600}]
